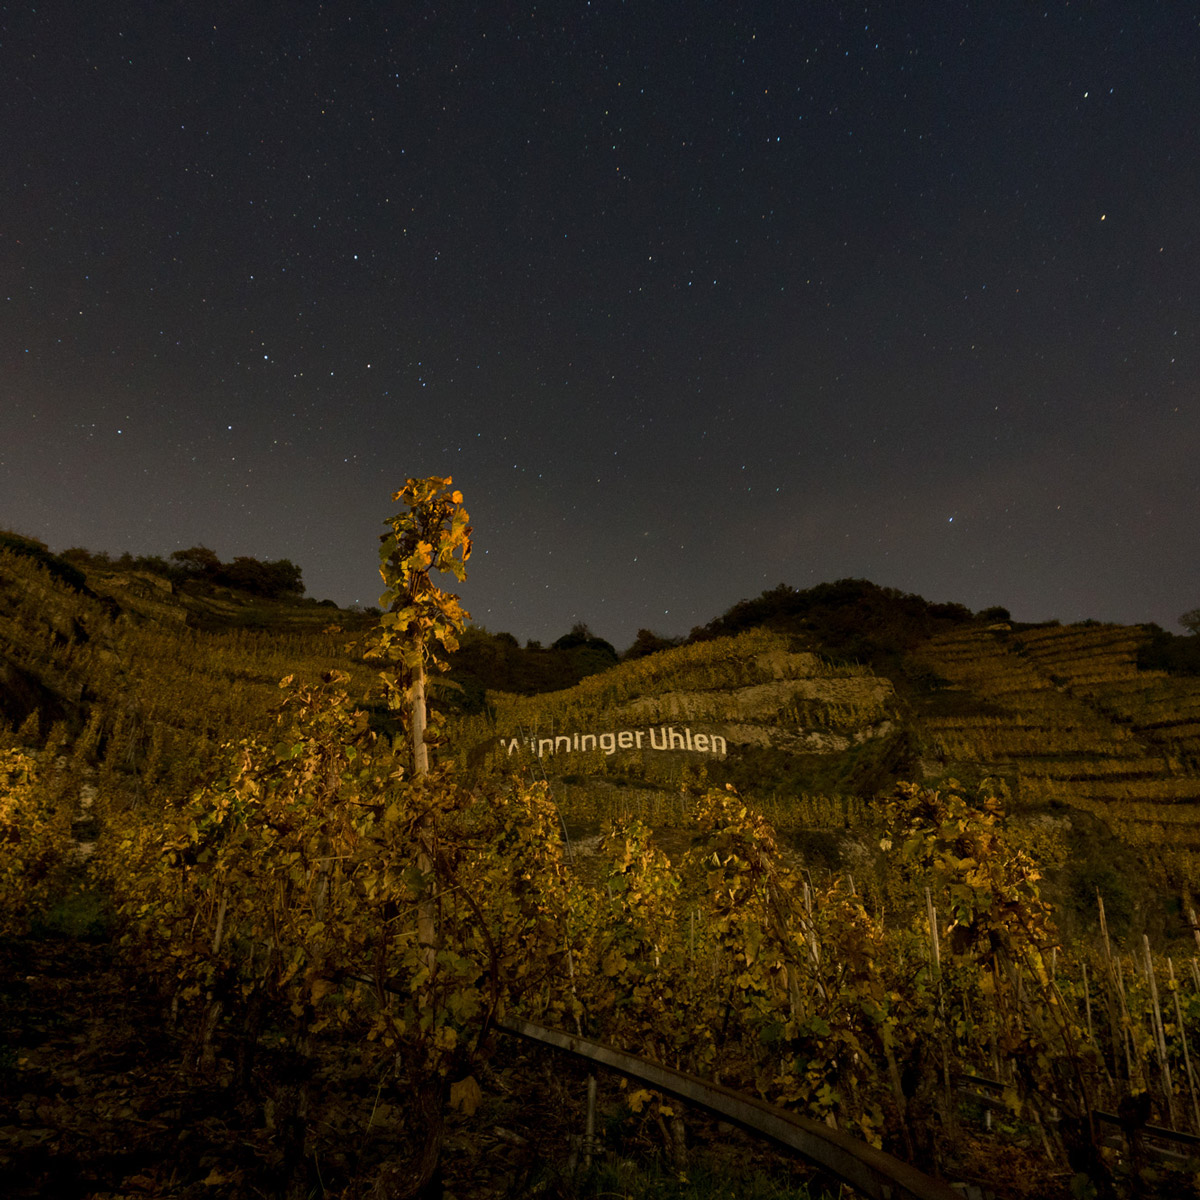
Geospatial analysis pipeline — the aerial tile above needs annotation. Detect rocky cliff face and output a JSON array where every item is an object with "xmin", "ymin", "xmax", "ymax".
[
  {"xmin": 613, "ymin": 674, "xmax": 895, "ymax": 753},
  {"xmin": 457, "ymin": 629, "xmax": 905, "ymax": 794}
]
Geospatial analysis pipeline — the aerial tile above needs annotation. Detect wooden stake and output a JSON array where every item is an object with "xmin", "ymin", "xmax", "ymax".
[
  {"xmin": 923, "ymin": 887, "xmax": 953, "ymax": 1134},
  {"xmin": 1169, "ymin": 957, "xmax": 1200, "ymax": 1134},
  {"xmin": 1098, "ymin": 890, "xmax": 1113, "ymax": 974},
  {"xmin": 567, "ymin": 938, "xmax": 598, "ymax": 1164},
  {"xmin": 1082, "ymin": 961, "xmax": 1094, "ymax": 1047},
  {"xmin": 925, "ymin": 887, "xmax": 941, "ymax": 982},
  {"xmin": 585, "ymin": 1074, "xmax": 597, "ymax": 1167},
  {"xmin": 1144, "ymin": 934, "xmax": 1175, "ymax": 1128},
  {"xmin": 1096, "ymin": 892, "xmax": 1122, "ymax": 1079},
  {"xmin": 1115, "ymin": 957, "xmax": 1137, "ymax": 1086},
  {"xmin": 211, "ymin": 890, "xmax": 229, "ymax": 956}
]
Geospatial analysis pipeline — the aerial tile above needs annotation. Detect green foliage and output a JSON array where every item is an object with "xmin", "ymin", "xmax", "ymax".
[
  {"xmin": 693, "ymin": 578, "xmax": 974, "ymax": 663},
  {"xmin": 1139, "ymin": 623, "xmax": 1200, "ymax": 676},
  {"xmin": 709, "ymin": 731, "xmax": 915, "ymax": 800},
  {"xmin": 218, "ymin": 555, "xmax": 305, "ymax": 598},
  {"xmin": 977, "ymin": 606, "xmax": 1012, "ymax": 622},
  {"xmin": 1068, "ymin": 859, "xmax": 1134, "ymax": 936},
  {"xmin": 624, "ymin": 628, "xmax": 686, "ymax": 661},
  {"xmin": 63, "ymin": 541, "xmax": 306, "ymax": 599},
  {"xmin": 447, "ymin": 623, "xmax": 622, "ymax": 704},
  {"xmin": 32, "ymin": 887, "xmax": 112, "ymax": 939},
  {"xmin": 169, "ymin": 545, "xmax": 222, "ymax": 578},
  {"xmin": 553, "ymin": 622, "xmax": 619, "ymax": 661}
]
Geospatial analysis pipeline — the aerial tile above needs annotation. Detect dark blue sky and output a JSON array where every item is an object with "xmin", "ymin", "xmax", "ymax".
[{"xmin": 3, "ymin": 2, "xmax": 1198, "ymax": 647}]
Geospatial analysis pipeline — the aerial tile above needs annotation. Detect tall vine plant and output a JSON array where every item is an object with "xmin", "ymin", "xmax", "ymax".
[
  {"xmin": 371, "ymin": 475, "xmax": 472, "ymax": 778},
  {"xmin": 369, "ymin": 476, "xmax": 472, "ymax": 992}
]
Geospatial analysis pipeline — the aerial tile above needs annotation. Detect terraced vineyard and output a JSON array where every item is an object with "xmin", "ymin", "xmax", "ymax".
[
  {"xmin": 912, "ymin": 623, "xmax": 1200, "ymax": 892},
  {"xmin": 0, "ymin": 547, "xmax": 377, "ymax": 804}
]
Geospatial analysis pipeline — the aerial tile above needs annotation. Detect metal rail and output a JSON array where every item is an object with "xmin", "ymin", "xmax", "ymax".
[{"xmin": 496, "ymin": 1014, "xmax": 961, "ymax": 1200}]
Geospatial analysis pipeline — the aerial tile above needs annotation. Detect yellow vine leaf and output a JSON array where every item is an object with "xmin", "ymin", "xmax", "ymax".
[{"xmin": 450, "ymin": 1075, "xmax": 483, "ymax": 1116}]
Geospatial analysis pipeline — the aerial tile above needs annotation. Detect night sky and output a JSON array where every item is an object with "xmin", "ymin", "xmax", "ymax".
[{"xmin": 3, "ymin": 3, "xmax": 1198, "ymax": 649}]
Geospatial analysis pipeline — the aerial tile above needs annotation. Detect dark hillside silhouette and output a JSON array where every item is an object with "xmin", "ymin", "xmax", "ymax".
[
  {"xmin": 692, "ymin": 578, "xmax": 975, "ymax": 662},
  {"xmin": 60, "ymin": 543, "xmax": 305, "ymax": 601},
  {"xmin": 446, "ymin": 623, "xmax": 620, "ymax": 708}
]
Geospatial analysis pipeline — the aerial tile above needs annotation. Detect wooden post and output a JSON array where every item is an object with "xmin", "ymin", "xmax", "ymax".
[
  {"xmin": 411, "ymin": 637, "xmax": 438, "ymax": 980},
  {"xmin": 925, "ymin": 887, "xmax": 941, "ymax": 981},
  {"xmin": 566, "ymin": 939, "xmax": 596, "ymax": 1164},
  {"xmin": 1144, "ymin": 935, "xmax": 1175, "ymax": 1128},
  {"xmin": 1168, "ymin": 957, "xmax": 1200, "ymax": 1134},
  {"xmin": 212, "ymin": 890, "xmax": 229, "ymax": 956},
  {"xmin": 1097, "ymin": 891, "xmax": 1123, "ymax": 1079},
  {"xmin": 924, "ymin": 887, "xmax": 953, "ymax": 1135},
  {"xmin": 585, "ymin": 1073, "xmax": 597, "ymax": 1167},
  {"xmin": 1115, "ymin": 957, "xmax": 1139, "ymax": 1087},
  {"xmin": 1082, "ymin": 961, "xmax": 1094, "ymax": 1047}
]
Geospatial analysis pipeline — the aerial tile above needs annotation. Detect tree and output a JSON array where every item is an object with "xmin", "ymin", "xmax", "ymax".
[
  {"xmin": 551, "ymin": 622, "xmax": 619, "ymax": 673},
  {"xmin": 551, "ymin": 621, "xmax": 597, "ymax": 649},
  {"xmin": 624, "ymin": 628, "xmax": 683, "ymax": 661},
  {"xmin": 1181, "ymin": 608, "xmax": 1200, "ymax": 636},
  {"xmin": 221, "ymin": 555, "xmax": 304, "ymax": 598},
  {"xmin": 263, "ymin": 558, "xmax": 304, "ymax": 597},
  {"xmin": 170, "ymin": 545, "xmax": 221, "ymax": 579}
]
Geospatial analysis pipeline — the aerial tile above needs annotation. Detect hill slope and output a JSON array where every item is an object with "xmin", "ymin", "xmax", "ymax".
[
  {"xmin": 4, "ymin": 538, "xmax": 1200, "ymax": 937},
  {"xmin": 451, "ymin": 619, "xmax": 1200, "ymax": 941},
  {"xmin": 6, "ymin": 545, "xmax": 1200, "ymax": 1195},
  {"xmin": 0, "ymin": 543, "xmax": 376, "ymax": 800}
]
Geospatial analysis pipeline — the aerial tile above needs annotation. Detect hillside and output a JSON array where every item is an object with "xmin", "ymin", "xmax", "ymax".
[
  {"xmin": 4, "ymin": 535, "xmax": 1200, "ymax": 1197},
  {"xmin": 4, "ymin": 534, "xmax": 1200, "ymax": 938},
  {"xmin": 449, "ymin": 618, "xmax": 1200, "ymax": 946},
  {"xmin": 909, "ymin": 622, "xmax": 1200, "ymax": 930},
  {"xmin": 0, "ymin": 541, "xmax": 376, "ymax": 805}
]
